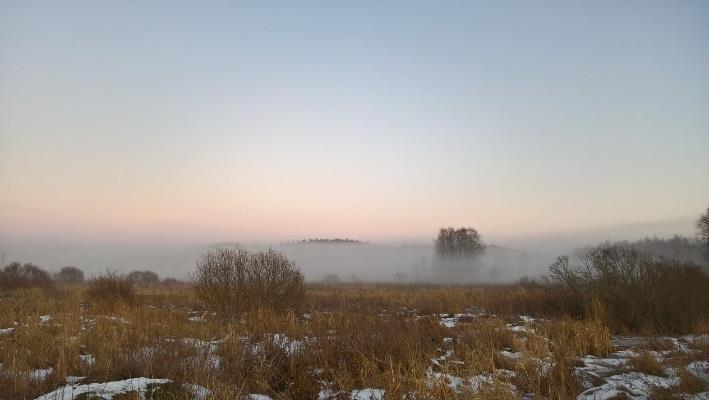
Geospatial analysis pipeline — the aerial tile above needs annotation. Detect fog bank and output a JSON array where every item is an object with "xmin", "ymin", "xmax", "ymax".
[{"xmin": 0, "ymin": 216, "xmax": 700, "ymax": 282}]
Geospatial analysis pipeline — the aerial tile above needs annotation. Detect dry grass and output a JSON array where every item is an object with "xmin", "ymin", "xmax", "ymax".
[
  {"xmin": 85, "ymin": 270, "xmax": 137, "ymax": 311},
  {"xmin": 628, "ymin": 351, "xmax": 667, "ymax": 377},
  {"xmin": 0, "ymin": 280, "xmax": 706, "ymax": 400}
]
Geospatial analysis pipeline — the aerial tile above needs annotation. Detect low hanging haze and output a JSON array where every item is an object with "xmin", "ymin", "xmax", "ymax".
[{"xmin": 1, "ymin": 1, "xmax": 708, "ymax": 246}]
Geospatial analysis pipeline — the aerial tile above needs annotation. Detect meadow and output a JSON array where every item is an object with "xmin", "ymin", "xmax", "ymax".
[{"xmin": 1, "ymin": 276, "xmax": 707, "ymax": 400}]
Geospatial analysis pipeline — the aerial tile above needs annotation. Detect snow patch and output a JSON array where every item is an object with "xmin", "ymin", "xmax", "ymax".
[
  {"xmin": 318, "ymin": 388, "xmax": 385, "ymax": 400},
  {"xmin": 183, "ymin": 383, "xmax": 210, "ymax": 400},
  {"xmin": 30, "ymin": 367, "xmax": 54, "ymax": 381},
  {"xmin": 577, "ymin": 372, "xmax": 680, "ymax": 400},
  {"xmin": 80, "ymin": 354, "xmax": 95, "ymax": 367},
  {"xmin": 35, "ymin": 378, "xmax": 171, "ymax": 400},
  {"xmin": 687, "ymin": 361, "xmax": 709, "ymax": 382}
]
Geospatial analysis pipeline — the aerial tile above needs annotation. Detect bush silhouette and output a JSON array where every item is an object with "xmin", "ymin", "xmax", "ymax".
[
  {"xmin": 86, "ymin": 270, "xmax": 136, "ymax": 309},
  {"xmin": 127, "ymin": 270, "xmax": 159, "ymax": 286},
  {"xmin": 546, "ymin": 244, "xmax": 709, "ymax": 334},
  {"xmin": 322, "ymin": 273, "xmax": 341, "ymax": 284},
  {"xmin": 55, "ymin": 266, "xmax": 84, "ymax": 283},
  {"xmin": 0, "ymin": 262, "xmax": 54, "ymax": 290},
  {"xmin": 193, "ymin": 248, "xmax": 304, "ymax": 317}
]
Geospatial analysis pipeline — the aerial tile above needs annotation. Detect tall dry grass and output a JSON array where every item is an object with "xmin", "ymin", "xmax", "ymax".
[
  {"xmin": 1, "ymin": 276, "xmax": 706, "ymax": 400},
  {"xmin": 85, "ymin": 270, "xmax": 137, "ymax": 311}
]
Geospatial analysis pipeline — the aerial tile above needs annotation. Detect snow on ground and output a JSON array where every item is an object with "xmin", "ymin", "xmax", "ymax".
[
  {"xmin": 438, "ymin": 313, "xmax": 482, "ymax": 328},
  {"xmin": 575, "ymin": 335, "xmax": 709, "ymax": 399},
  {"xmin": 30, "ymin": 367, "xmax": 54, "ymax": 381},
  {"xmin": 688, "ymin": 361, "xmax": 709, "ymax": 382},
  {"xmin": 183, "ymin": 383, "xmax": 211, "ymax": 400},
  {"xmin": 65, "ymin": 376, "xmax": 85, "ymax": 384},
  {"xmin": 79, "ymin": 354, "xmax": 95, "ymax": 367},
  {"xmin": 500, "ymin": 350, "xmax": 523, "ymax": 360},
  {"xmin": 576, "ymin": 355, "xmax": 630, "ymax": 388},
  {"xmin": 350, "ymin": 388, "xmax": 386, "ymax": 400},
  {"xmin": 577, "ymin": 372, "xmax": 680, "ymax": 400},
  {"xmin": 426, "ymin": 367, "xmax": 517, "ymax": 394},
  {"xmin": 268, "ymin": 333, "xmax": 308, "ymax": 355},
  {"xmin": 317, "ymin": 388, "xmax": 386, "ymax": 400},
  {"xmin": 186, "ymin": 311, "xmax": 209, "ymax": 322},
  {"xmin": 26, "ymin": 311, "xmax": 708, "ymax": 400},
  {"xmin": 181, "ymin": 337, "xmax": 222, "ymax": 368},
  {"xmin": 34, "ymin": 378, "xmax": 171, "ymax": 400}
]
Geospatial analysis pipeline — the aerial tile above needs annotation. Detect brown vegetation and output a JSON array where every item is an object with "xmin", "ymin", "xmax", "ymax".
[
  {"xmin": 85, "ymin": 270, "xmax": 137, "ymax": 310},
  {"xmin": 193, "ymin": 248, "xmax": 305, "ymax": 317},
  {"xmin": 546, "ymin": 244, "xmax": 709, "ymax": 334},
  {"xmin": 0, "ymin": 283, "xmax": 630, "ymax": 399},
  {"xmin": 0, "ymin": 260, "xmax": 707, "ymax": 399},
  {"xmin": 128, "ymin": 270, "xmax": 160, "ymax": 286},
  {"xmin": 54, "ymin": 266, "xmax": 85, "ymax": 283},
  {"xmin": 0, "ymin": 262, "xmax": 54, "ymax": 291}
]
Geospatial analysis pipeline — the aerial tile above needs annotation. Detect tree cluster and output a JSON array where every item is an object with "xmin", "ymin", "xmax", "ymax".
[
  {"xmin": 285, "ymin": 238, "xmax": 366, "ymax": 245},
  {"xmin": 0, "ymin": 262, "xmax": 53, "ymax": 290},
  {"xmin": 434, "ymin": 227, "xmax": 485, "ymax": 259}
]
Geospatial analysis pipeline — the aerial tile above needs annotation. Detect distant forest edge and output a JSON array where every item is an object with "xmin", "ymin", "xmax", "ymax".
[{"xmin": 281, "ymin": 238, "xmax": 369, "ymax": 245}]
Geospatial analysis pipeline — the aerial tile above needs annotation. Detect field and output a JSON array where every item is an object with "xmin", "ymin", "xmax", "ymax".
[{"xmin": 1, "ymin": 282, "xmax": 707, "ymax": 400}]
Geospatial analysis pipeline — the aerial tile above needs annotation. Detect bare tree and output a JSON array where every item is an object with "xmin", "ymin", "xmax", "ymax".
[
  {"xmin": 698, "ymin": 207, "xmax": 709, "ymax": 262},
  {"xmin": 432, "ymin": 227, "xmax": 486, "ymax": 281},
  {"xmin": 434, "ymin": 227, "xmax": 485, "ymax": 258},
  {"xmin": 0, "ymin": 262, "xmax": 53, "ymax": 290}
]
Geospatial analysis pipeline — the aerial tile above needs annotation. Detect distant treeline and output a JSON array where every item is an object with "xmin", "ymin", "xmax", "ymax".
[
  {"xmin": 282, "ymin": 238, "xmax": 368, "ymax": 245},
  {"xmin": 619, "ymin": 235, "xmax": 708, "ymax": 270}
]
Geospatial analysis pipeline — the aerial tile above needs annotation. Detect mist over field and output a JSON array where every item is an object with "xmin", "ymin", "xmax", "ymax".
[
  {"xmin": 2, "ymin": 2, "xmax": 709, "ymax": 398},
  {"xmin": 1, "ymin": 215, "xmax": 700, "ymax": 282}
]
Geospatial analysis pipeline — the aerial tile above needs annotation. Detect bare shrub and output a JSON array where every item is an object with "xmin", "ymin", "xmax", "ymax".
[
  {"xmin": 546, "ymin": 244, "xmax": 709, "ymax": 334},
  {"xmin": 322, "ymin": 273, "xmax": 341, "ymax": 284},
  {"xmin": 127, "ymin": 270, "xmax": 160, "ymax": 286},
  {"xmin": 86, "ymin": 270, "xmax": 136, "ymax": 308},
  {"xmin": 194, "ymin": 248, "xmax": 304, "ymax": 317},
  {"xmin": 54, "ymin": 266, "xmax": 84, "ymax": 283},
  {"xmin": 161, "ymin": 277, "xmax": 184, "ymax": 286},
  {"xmin": 698, "ymin": 207, "xmax": 709, "ymax": 263},
  {"xmin": 0, "ymin": 262, "xmax": 54, "ymax": 291}
]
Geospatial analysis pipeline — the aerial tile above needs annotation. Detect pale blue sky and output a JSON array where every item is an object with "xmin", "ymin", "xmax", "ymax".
[{"xmin": 1, "ymin": 1, "xmax": 708, "ymax": 241}]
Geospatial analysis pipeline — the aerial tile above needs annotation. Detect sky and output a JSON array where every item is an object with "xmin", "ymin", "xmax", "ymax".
[{"xmin": 1, "ymin": 1, "xmax": 708, "ymax": 244}]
